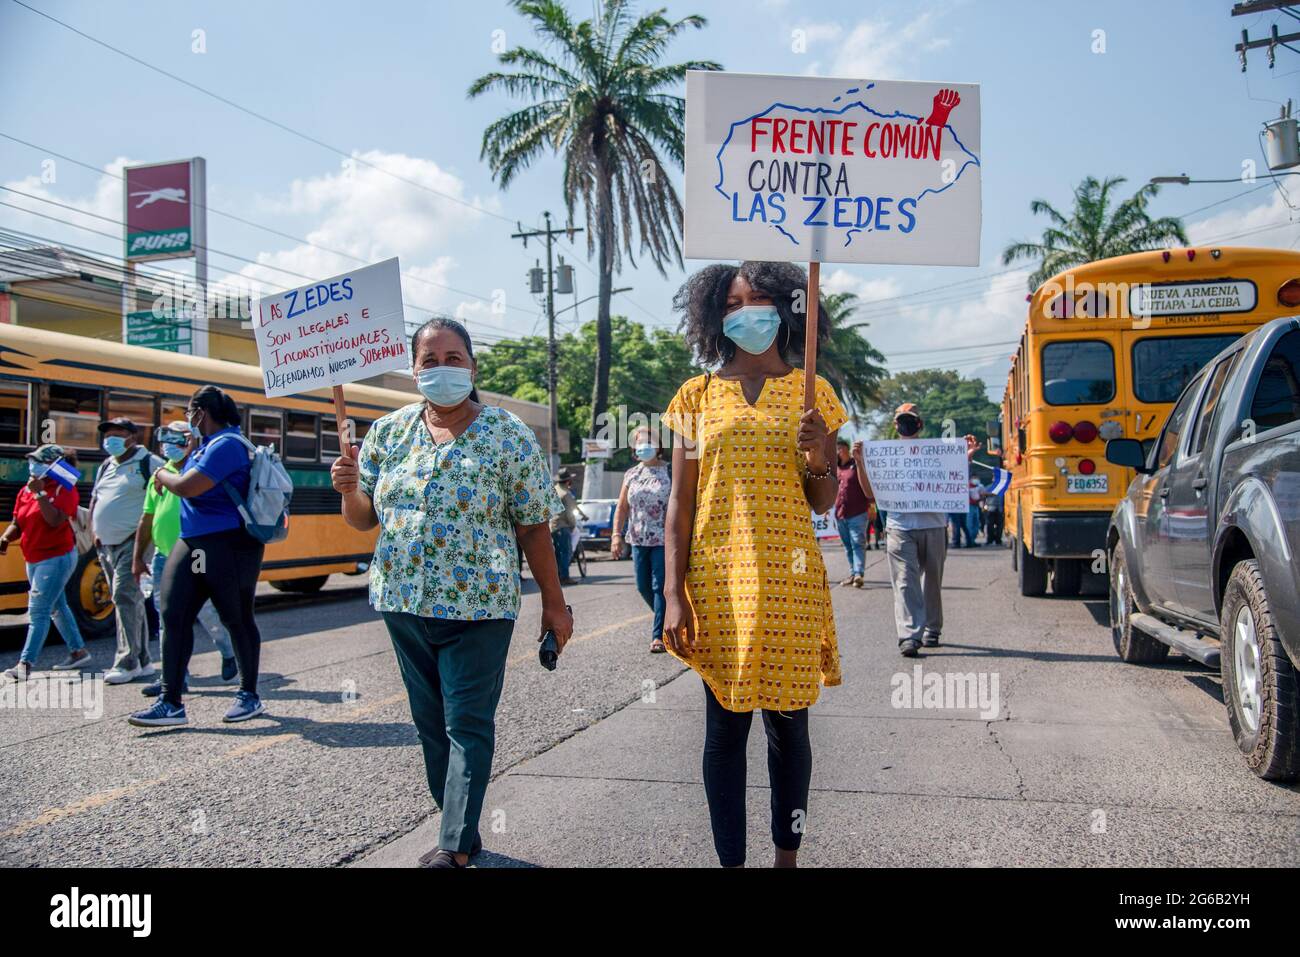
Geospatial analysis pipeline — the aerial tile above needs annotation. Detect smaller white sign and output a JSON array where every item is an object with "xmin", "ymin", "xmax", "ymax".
[
  {"xmin": 811, "ymin": 510, "xmax": 838, "ymax": 540},
  {"xmin": 860, "ymin": 438, "xmax": 969, "ymax": 513},
  {"xmin": 252, "ymin": 258, "xmax": 408, "ymax": 398},
  {"xmin": 1066, "ymin": 474, "xmax": 1108, "ymax": 494},
  {"xmin": 1129, "ymin": 280, "xmax": 1257, "ymax": 318}
]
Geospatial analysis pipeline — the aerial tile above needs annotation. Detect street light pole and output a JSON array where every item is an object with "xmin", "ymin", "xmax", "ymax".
[{"xmin": 512, "ymin": 212, "xmax": 583, "ymax": 473}]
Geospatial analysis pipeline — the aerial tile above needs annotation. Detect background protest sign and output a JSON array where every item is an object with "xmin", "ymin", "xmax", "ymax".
[
  {"xmin": 811, "ymin": 510, "xmax": 838, "ymax": 540},
  {"xmin": 684, "ymin": 71, "xmax": 981, "ymax": 267},
  {"xmin": 252, "ymin": 258, "xmax": 407, "ymax": 400},
  {"xmin": 860, "ymin": 438, "xmax": 969, "ymax": 513}
]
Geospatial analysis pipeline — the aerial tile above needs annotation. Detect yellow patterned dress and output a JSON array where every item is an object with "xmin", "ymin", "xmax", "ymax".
[{"xmin": 664, "ymin": 368, "xmax": 848, "ymax": 713}]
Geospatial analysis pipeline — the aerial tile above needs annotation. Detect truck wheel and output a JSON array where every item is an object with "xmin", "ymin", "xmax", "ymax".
[
  {"xmin": 269, "ymin": 575, "xmax": 329, "ymax": 593},
  {"xmin": 65, "ymin": 548, "xmax": 115, "ymax": 641},
  {"xmin": 1109, "ymin": 542, "xmax": 1168, "ymax": 664},
  {"xmin": 1017, "ymin": 537, "xmax": 1046, "ymax": 596},
  {"xmin": 1220, "ymin": 560, "xmax": 1300, "ymax": 781},
  {"xmin": 1053, "ymin": 558, "xmax": 1082, "ymax": 596}
]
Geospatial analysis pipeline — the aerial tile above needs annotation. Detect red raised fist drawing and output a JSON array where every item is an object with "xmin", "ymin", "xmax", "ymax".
[{"xmin": 923, "ymin": 88, "xmax": 961, "ymax": 127}]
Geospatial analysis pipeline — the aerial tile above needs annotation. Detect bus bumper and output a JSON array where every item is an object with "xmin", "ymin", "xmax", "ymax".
[{"xmin": 1030, "ymin": 512, "xmax": 1111, "ymax": 558}]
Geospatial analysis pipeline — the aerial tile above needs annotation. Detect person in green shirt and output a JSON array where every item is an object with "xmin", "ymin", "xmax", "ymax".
[{"xmin": 132, "ymin": 421, "xmax": 237, "ymax": 697}]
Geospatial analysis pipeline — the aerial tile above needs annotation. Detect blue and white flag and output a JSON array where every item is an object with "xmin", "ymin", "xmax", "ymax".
[
  {"xmin": 987, "ymin": 467, "xmax": 1012, "ymax": 496},
  {"xmin": 44, "ymin": 458, "xmax": 80, "ymax": 491}
]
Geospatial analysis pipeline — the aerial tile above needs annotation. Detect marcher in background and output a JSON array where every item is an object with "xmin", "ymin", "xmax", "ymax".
[
  {"xmin": 329, "ymin": 317, "xmax": 572, "ymax": 869},
  {"xmin": 982, "ymin": 483, "xmax": 1005, "ymax": 546},
  {"xmin": 948, "ymin": 508, "xmax": 971, "ymax": 548},
  {"xmin": 1, "ymin": 445, "xmax": 89, "ymax": 679},
  {"xmin": 550, "ymin": 470, "xmax": 585, "ymax": 585},
  {"xmin": 966, "ymin": 478, "xmax": 983, "ymax": 546},
  {"xmin": 664, "ymin": 261, "xmax": 847, "ymax": 868},
  {"xmin": 833, "ymin": 437, "xmax": 870, "ymax": 587},
  {"xmin": 128, "ymin": 386, "xmax": 264, "ymax": 727},
  {"xmin": 133, "ymin": 421, "xmax": 238, "ymax": 698},
  {"xmin": 870, "ymin": 503, "xmax": 885, "ymax": 549},
  {"xmin": 611, "ymin": 425, "xmax": 671, "ymax": 653},
  {"xmin": 93, "ymin": 417, "xmax": 163, "ymax": 685},
  {"xmin": 853, "ymin": 404, "xmax": 980, "ymax": 657}
]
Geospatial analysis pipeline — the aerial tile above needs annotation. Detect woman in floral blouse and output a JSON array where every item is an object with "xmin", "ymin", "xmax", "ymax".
[
  {"xmin": 611, "ymin": 425, "xmax": 671, "ymax": 654},
  {"xmin": 330, "ymin": 317, "xmax": 573, "ymax": 869}
]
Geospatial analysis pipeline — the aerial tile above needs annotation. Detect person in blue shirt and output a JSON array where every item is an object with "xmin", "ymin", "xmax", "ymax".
[{"xmin": 129, "ymin": 386, "xmax": 264, "ymax": 727}]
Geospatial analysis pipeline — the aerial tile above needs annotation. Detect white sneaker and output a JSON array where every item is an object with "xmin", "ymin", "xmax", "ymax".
[
  {"xmin": 104, "ymin": 665, "xmax": 143, "ymax": 685},
  {"xmin": 137, "ymin": 662, "xmax": 157, "ymax": 678},
  {"xmin": 52, "ymin": 649, "xmax": 92, "ymax": 671},
  {"xmin": 3, "ymin": 661, "xmax": 31, "ymax": 682}
]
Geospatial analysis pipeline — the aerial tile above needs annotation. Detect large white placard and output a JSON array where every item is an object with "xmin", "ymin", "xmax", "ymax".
[
  {"xmin": 860, "ymin": 438, "xmax": 969, "ymax": 513},
  {"xmin": 253, "ymin": 258, "xmax": 408, "ymax": 398},
  {"xmin": 684, "ymin": 71, "xmax": 981, "ymax": 266}
]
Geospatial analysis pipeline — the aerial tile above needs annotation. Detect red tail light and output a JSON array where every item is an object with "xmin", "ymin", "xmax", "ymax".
[
  {"xmin": 1072, "ymin": 420, "xmax": 1099, "ymax": 443},
  {"xmin": 1049, "ymin": 421, "xmax": 1074, "ymax": 443},
  {"xmin": 1078, "ymin": 458, "xmax": 1096, "ymax": 475},
  {"xmin": 1279, "ymin": 279, "xmax": 1300, "ymax": 308}
]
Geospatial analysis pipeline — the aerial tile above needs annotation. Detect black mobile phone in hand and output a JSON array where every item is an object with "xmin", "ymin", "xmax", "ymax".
[{"xmin": 538, "ymin": 631, "xmax": 558, "ymax": 671}]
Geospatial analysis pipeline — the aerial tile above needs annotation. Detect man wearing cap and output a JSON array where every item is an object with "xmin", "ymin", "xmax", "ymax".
[
  {"xmin": 92, "ymin": 417, "xmax": 163, "ymax": 684},
  {"xmin": 549, "ymin": 470, "xmax": 586, "ymax": 585},
  {"xmin": 852, "ymin": 404, "xmax": 979, "ymax": 657}
]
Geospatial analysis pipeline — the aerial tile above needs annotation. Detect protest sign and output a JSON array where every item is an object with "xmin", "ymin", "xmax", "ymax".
[
  {"xmin": 684, "ymin": 71, "xmax": 981, "ymax": 267},
  {"xmin": 252, "ymin": 258, "xmax": 408, "ymax": 444},
  {"xmin": 811, "ymin": 510, "xmax": 838, "ymax": 540},
  {"xmin": 860, "ymin": 438, "xmax": 969, "ymax": 513}
]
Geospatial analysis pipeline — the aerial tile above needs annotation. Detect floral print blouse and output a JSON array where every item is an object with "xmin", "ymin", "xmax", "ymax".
[
  {"xmin": 358, "ymin": 402, "xmax": 561, "ymax": 620},
  {"xmin": 622, "ymin": 463, "xmax": 670, "ymax": 547}
]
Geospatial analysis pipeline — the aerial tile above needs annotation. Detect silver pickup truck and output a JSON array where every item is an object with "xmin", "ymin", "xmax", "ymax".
[{"xmin": 1105, "ymin": 315, "xmax": 1300, "ymax": 781}]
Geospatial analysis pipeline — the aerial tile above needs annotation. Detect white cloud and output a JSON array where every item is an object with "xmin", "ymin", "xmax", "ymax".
[
  {"xmin": 799, "ymin": 10, "xmax": 952, "ymax": 80},
  {"xmin": 1186, "ymin": 190, "xmax": 1300, "ymax": 248},
  {"xmin": 0, "ymin": 156, "xmax": 134, "ymax": 257},
  {"xmin": 823, "ymin": 267, "xmax": 903, "ymax": 302}
]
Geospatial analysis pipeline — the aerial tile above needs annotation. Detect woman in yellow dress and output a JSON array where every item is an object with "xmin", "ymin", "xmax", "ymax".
[{"xmin": 662, "ymin": 261, "xmax": 846, "ymax": 868}]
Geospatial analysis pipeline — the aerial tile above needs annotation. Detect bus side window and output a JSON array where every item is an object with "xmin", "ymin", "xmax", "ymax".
[
  {"xmin": 0, "ymin": 378, "xmax": 33, "ymax": 445},
  {"xmin": 285, "ymin": 411, "xmax": 319, "ymax": 462},
  {"xmin": 47, "ymin": 383, "xmax": 102, "ymax": 450},
  {"xmin": 107, "ymin": 390, "xmax": 158, "ymax": 450}
]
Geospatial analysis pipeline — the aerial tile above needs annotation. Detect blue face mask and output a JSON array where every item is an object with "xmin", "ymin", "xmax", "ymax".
[
  {"xmin": 162, "ymin": 443, "xmax": 187, "ymax": 462},
  {"xmin": 102, "ymin": 435, "xmax": 128, "ymax": 457},
  {"xmin": 722, "ymin": 305, "xmax": 782, "ymax": 355},
  {"xmin": 416, "ymin": 366, "xmax": 473, "ymax": 408},
  {"xmin": 28, "ymin": 461, "xmax": 47, "ymax": 480},
  {"xmin": 634, "ymin": 443, "xmax": 656, "ymax": 461}
]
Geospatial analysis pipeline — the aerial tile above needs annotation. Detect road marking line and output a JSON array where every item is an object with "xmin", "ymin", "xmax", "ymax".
[
  {"xmin": 3, "ymin": 610, "xmax": 654, "ymax": 836},
  {"xmin": 1, "ymin": 692, "xmax": 409, "ymax": 838}
]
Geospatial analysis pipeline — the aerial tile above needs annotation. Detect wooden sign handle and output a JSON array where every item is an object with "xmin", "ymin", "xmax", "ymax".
[
  {"xmin": 803, "ymin": 261, "xmax": 820, "ymax": 412},
  {"xmin": 332, "ymin": 385, "xmax": 351, "ymax": 455}
]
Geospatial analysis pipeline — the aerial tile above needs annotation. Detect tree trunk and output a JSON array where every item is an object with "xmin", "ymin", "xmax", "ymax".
[{"xmin": 584, "ymin": 156, "xmax": 615, "ymax": 502}]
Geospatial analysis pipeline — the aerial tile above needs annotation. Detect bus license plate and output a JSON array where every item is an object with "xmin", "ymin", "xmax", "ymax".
[{"xmin": 1066, "ymin": 474, "xmax": 1108, "ymax": 494}]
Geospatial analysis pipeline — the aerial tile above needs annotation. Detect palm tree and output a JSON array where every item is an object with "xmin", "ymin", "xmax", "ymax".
[
  {"xmin": 468, "ymin": 0, "xmax": 720, "ymax": 440},
  {"xmin": 816, "ymin": 290, "xmax": 888, "ymax": 424},
  {"xmin": 1002, "ymin": 175, "xmax": 1189, "ymax": 291}
]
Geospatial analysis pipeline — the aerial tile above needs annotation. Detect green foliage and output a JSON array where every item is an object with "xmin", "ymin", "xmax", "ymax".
[
  {"xmin": 476, "ymin": 315, "xmax": 697, "ymax": 468},
  {"xmin": 1002, "ymin": 175, "xmax": 1189, "ymax": 291}
]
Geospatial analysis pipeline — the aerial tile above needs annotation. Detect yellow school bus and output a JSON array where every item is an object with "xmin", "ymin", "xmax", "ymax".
[
  {"xmin": 0, "ymin": 323, "xmax": 417, "ymax": 637},
  {"xmin": 1000, "ymin": 246, "xmax": 1300, "ymax": 596}
]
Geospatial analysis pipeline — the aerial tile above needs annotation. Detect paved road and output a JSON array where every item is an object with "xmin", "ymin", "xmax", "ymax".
[{"xmin": 3, "ymin": 543, "xmax": 1298, "ymax": 867}]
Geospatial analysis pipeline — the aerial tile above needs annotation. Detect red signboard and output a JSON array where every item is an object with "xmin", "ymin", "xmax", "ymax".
[{"xmin": 123, "ymin": 159, "xmax": 199, "ymax": 260}]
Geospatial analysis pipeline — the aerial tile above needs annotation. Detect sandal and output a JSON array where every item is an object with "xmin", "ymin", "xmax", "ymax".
[{"xmin": 649, "ymin": 638, "xmax": 667, "ymax": 654}]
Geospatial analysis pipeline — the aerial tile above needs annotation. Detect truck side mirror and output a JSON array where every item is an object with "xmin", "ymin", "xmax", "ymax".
[{"xmin": 1105, "ymin": 438, "xmax": 1150, "ymax": 473}]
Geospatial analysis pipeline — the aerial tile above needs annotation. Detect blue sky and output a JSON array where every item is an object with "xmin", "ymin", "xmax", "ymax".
[{"xmin": 2, "ymin": 0, "xmax": 1298, "ymax": 413}]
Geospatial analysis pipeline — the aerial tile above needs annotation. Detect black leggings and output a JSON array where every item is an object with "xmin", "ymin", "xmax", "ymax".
[
  {"xmin": 702, "ymin": 685, "xmax": 812, "ymax": 867},
  {"xmin": 161, "ymin": 528, "xmax": 265, "ymax": 705}
]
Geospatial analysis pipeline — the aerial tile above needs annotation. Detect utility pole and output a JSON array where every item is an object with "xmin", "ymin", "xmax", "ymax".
[{"xmin": 512, "ymin": 212, "xmax": 582, "ymax": 473}]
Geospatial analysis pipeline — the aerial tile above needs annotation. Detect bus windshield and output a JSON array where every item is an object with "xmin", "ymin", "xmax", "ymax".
[{"xmin": 1131, "ymin": 334, "xmax": 1241, "ymax": 403}]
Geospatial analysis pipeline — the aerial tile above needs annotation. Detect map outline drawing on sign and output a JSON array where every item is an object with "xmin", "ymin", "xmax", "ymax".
[{"xmin": 713, "ymin": 83, "xmax": 981, "ymax": 250}]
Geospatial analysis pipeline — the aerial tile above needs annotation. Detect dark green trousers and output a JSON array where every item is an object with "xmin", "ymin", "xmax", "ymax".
[{"xmin": 382, "ymin": 612, "xmax": 515, "ymax": 855}]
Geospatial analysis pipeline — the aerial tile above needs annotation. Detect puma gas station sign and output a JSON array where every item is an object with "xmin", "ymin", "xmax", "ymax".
[
  {"xmin": 684, "ymin": 72, "xmax": 981, "ymax": 266},
  {"xmin": 123, "ymin": 158, "xmax": 205, "ymax": 261}
]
